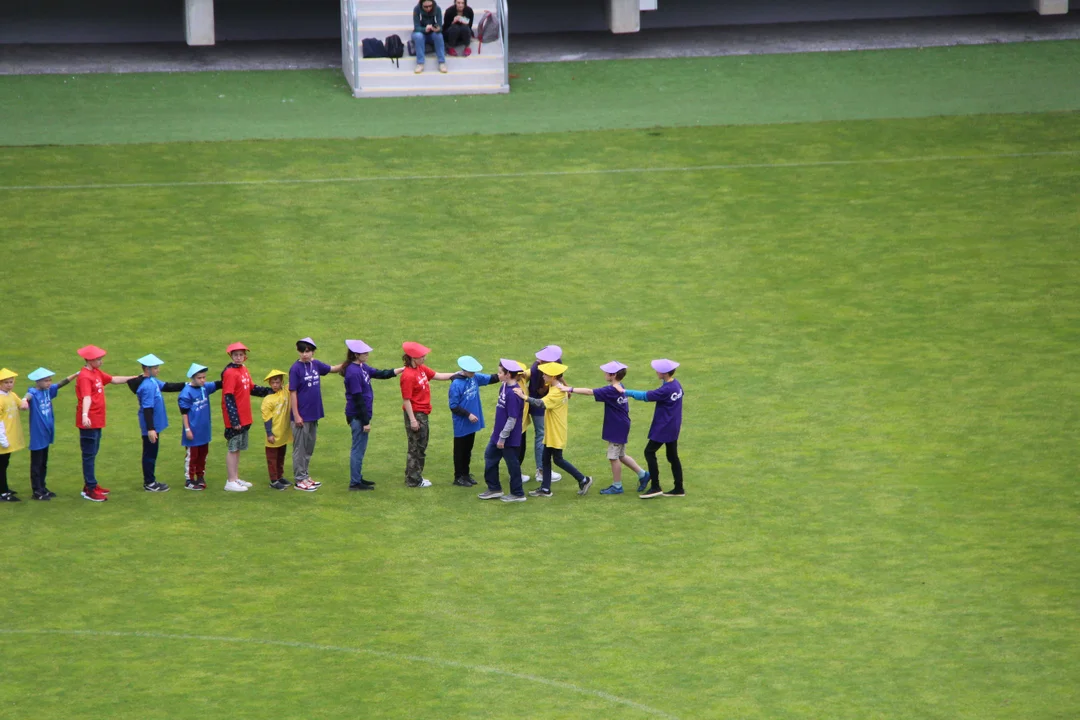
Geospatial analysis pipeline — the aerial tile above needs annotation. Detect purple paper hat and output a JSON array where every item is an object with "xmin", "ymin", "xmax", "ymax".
[
  {"xmin": 346, "ymin": 339, "xmax": 372, "ymax": 354},
  {"xmin": 500, "ymin": 358, "xmax": 524, "ymax": 373},
  {"xmin": 600, "ymin": 361, "xmax": 627, "ymax": 374},
  {"xmin": 651, "ymin": 358, "xmax": 680, "ymax": 374},
  {"xmin": 535, "ymin": 345, "xmax": 562, "ymax": 362},
  {"xmin": 297, "ymin": 337, "xmax": 317, "ymax": 349}
]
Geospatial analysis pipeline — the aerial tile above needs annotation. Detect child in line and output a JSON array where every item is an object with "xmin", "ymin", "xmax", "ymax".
[
  {"xmin": 0, "ymin": 368, "xmax": 29, "ymax": 502},
  {"xmin": 178, "ymin": 363, "xmax": 220, "ymax": 491},
  {"xmin": 128, "ymin": 354, "xmax": 185, "ymax": 493},
  {"xmin": 517, "ymin": 361, "xmax": 593, "ymax": 498},
  {"xmin": 560, "ymin": 360, "xmax": 650, "ymax": 495},
  {"xmin": 220, "ymin": 342, "xmax": 275, "ymax": 493},
  {"xmin": 342, "ymin": 339, "xmax": 402, "ymax": 491},
  {"xmin": 478, "ymin": 359, "xmax": 528, "ymax": 502},
  {"xmin": 262, "ymin": 370, "xmax": 293, "ymax": 491},
  {"xmin": 75, "ymin": 346, "xmax": 138, "ymax": 502},
  {"xmin": 448, "ymin": 355, "xmax": 499, "ymax": 487},
  {"xmin": 289, "ymin": 337, "xmax": 344, "ymax": 493},
  {"xmin": 24, "ymin": 367, "xmax": 77, "ymax": 501},
  {"xmin": 522, "ymin": 345, "xmax": 564, "ymax": 484},
  {"xmin": 400, "ymin": 341, "xmax": 460, "ymax": 488},
  {"xmin": 624, "ymin": 359, "xmax": 685, "ymax": 498}
]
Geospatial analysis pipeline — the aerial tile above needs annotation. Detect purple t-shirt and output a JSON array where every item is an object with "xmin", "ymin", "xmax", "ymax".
[
  {"xmin": 290, "ymin": 359, "xmax": 332, "ymax": 422},
  {"xmin": 645, "ymin": 379, "xmax": 683, "ymax": 443},
  {"xmin": 343, "ymin": 363, "xmax": 377, "ymax": 419},
  {"xmin": 489, "ymin": 382, "xmax": 525, "ymax": 448},
  {"xmin": 593, "ymin": 384, "xmax": 631, "ymax": 444}
]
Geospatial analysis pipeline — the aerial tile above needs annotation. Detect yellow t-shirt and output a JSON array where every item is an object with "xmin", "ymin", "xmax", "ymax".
[
  {"xmin": 261, "ymin": 385, "xmax": 293, "ymax": 448},
  {"xmin": 538, "ymin": 385, "xmax": 569, "ymax": 449},
  {"xmin": 0, "ymin": 391, "xmax": 26, "ymax": 455}
]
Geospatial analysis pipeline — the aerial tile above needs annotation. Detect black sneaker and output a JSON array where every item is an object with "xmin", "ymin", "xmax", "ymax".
[
  {"xmin": 0, "ymin": 492, "xmax": 21, "ymax": 502},
  {"xmin": 32, "ymin": 492, "xmax": 51, "ymax": 501},
  {"xmin": 663, "ymin": 488, "xmax": 686, "ymax": 497},
  {"xmin": 45, "ymin": 489, "xmax": 57, "ymax": 498},
  {"xmin": 359, "ymin": 479, "xmax": 375, "ymax": 487},
  {"xmin": 465, "ymin": 474, "xmax": 478, "ymax": 486},
  {"xmin": 452, "ymin": 476, "xmax": 472, "ymax": 487},
  {"xmin": 639, "ymin": 488, "xmax": 664, "ymax": 499},
  {"xmin": 577, "ymin": 476, "xmax": 594, "ymax": 496},
  {"xmin": 144, "ymin": 482, "xmax": 170, "ymax": 492},
  {"xmin": 184, "ymin": 479, "xmax": 203, "ymax": 491},
  {"xmin": 269, "ymin": 479, "xmax": 290, "ymax": 491},
  {"xmin": 348, "ymin": 483, "xmax": 373, "ymax": 491},
  {"xmin": 528, "ymin": 488, "xmax": 553, "ymax": 498}
]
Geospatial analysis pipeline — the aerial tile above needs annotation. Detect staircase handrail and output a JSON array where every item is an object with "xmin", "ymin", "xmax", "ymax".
[{"xmin": 497, "ymin": 0, "xmax": 509, "ymax": 89}]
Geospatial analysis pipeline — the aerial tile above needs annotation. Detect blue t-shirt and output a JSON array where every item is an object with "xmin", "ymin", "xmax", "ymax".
[
  {"xmin": 26, "ymin": 385, "xmax": 60, "ymax": 451},
  {"xmin": 448, "ymin": 373, "xmax": 495, "ymax": 438},
  {"xmin": 136, "ymin": 377, "xmax": 170, "ymax": 435},
  {"xmin": 177, "ymin": 381, "xmax": 219, "ymax": 447}
]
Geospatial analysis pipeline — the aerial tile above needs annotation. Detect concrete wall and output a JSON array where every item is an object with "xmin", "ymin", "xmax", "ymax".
[{"xmin": 0, "ymin": 0, "xmax": 1055, "ymax": 44}]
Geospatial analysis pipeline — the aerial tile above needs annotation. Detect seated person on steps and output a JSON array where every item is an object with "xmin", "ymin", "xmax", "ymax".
[
  {"xmin": 443, "ymin": 0, "xmax": 474, "ymax": 57},
  {"xmin": 413, "ymin": 0, "xmax": 448, "ymax": 73}
]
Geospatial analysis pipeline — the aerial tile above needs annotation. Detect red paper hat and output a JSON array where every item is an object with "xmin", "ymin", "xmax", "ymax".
[
  {"xmin": 77, "ymin": 345, "xmax": 107, "ymax": 360},
  {"xmin": 226, "ymin": 342, "xmax": 249, "ymax": 355},
  {"xmin": 402, "ymin": 341, "xmax": 431, "ymax": 359}
]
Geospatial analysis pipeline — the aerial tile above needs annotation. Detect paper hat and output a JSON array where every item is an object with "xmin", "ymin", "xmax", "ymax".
[
  {"xmin": 537, "ymin": 362, "xmax": 568, "ymax": 376},
  {"xmin": 186, "ymin": 363, "xmax": 209, "ymax": 378},
  {"xmin": 457, "ymin": 355, "xmax": 483, "ymax": 373},
  {"xmin": 264, "ymin": 369, "xmax": 287, "ymax": 382},
  {"xmin": 346, "ymin": 339, "xmax": 372, "ymax": 354},
  {"xmin": 0, "ymin": 368, "xmax": 17, "ymax": 382},
  {"xmin": 137, "ymin": 354, "xmax": 165, "ymax": 367},
  {"xmin": 600, "ymin": 361, "xmax": 627, "ymax": 374},
  {"xmin": 27, "ymin": 368, "xmax": 55, "ymax": 382},
  {"xmin": 402, "ymin": 341, "xmax": 431, "ymax": 359},
  {"xmin": 535, "ymin": 345, "xmax": 562, "ymax": 362},
  {"xmin": 297, "ymin": 337, "xmax": 317, "ymax": 350},
  {"xmin": 651, "ymin": 359, "xmax": 680, "ymax": 374},
  {"xmin": 77, "ymin": 345, "xmax": 107, "ymax": 360},
  {"xmin": 499, "ymin": 358, "xmax": 524, "ymax": 373},
  {"xmin": 226, "ymin": 342, "xmax": 249, "ymax": 355}
]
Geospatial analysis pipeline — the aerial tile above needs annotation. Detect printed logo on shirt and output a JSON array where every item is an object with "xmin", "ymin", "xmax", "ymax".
[
  {"xmin": 37, "ymin": 396, "xmax": 53, "ymax": 417},
  {"xmin": 302, "ymin": 368, "xmax": 321, "ymax": 389},
  {"xmin": 670, "ymin": 390, "xmax": 683, "ymax": 402}
]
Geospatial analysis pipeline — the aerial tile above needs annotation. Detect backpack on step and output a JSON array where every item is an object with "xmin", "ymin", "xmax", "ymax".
[
  {"xmin": 362, "ymin": 37, "xmax": 387, "ymax": 58},
  {"xmin": 385, "ymin": 34, "xmax": 405, "ymax": 67},
  {"xmin": 475, "ymin": 10, "xmax": 499, "ymax": 53}
]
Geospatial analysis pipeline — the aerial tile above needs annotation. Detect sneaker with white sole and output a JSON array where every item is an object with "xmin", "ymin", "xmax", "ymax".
[
  {"xmin": 419, "ymin": 478, "xmax": 432, "ymax": 488},
  {"xmin": 415, "ymin": 64, "xmax": 424, "ymax": 74},
  {"xmin": 236, "ymin": 479, "xmax": 253, "ymax": 488},
  {"xmin": 577, "ymin": 476, "xmax": 593, "ymax": 496},
  {"xmin": 528, "ymin": 488, "xmax": 553, "ymax": 498},
  {"xmin": 550, "ymin": 471, "xmax": 562, "ymax": 482},
  {"xmin": 477, "ymin": 490, "xmax": 503, "ymax": 500},
  {"xmin": 500, "ymin": 494, "xmax": 526, "ymax": 503},
  {"xmin": 520, "ymin": 473, "xmax": 531, "ymax": 483},
  {"xmin": 224, "ymin": 480, "xmax": 248, "ymax": 492},
  {"xmin": 295, "ymin": 480, "xmax": 319, "ymax": 492}
]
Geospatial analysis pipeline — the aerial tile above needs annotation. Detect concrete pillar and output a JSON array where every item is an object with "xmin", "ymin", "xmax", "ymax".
[
  {"xmin": 1032, "ymin": 0, "xmax": 1068, "ymax": 13},
  {"xmin": 606, "ymin": 0, "xmax": 640, "ymax": 34},
  {"xmin": 185, "ymin": 0, "xmax": 215, "ymax": 46}
]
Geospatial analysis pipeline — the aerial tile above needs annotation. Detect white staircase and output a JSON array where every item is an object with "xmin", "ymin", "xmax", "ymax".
[{"xmin": 342, "ymin": 0, "xmax": 510, "ymax": 98}]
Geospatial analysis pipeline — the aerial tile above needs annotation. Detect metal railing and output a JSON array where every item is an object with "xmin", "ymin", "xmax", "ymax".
[{"xmin": 497, "ymin": 0, "xmax": 509, "ymax": 90}]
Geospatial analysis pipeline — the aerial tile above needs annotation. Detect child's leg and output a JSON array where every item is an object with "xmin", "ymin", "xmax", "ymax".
[
  {"xmin": 226, "ymin": 450, "xmax": 240, "ymax": 482},
  {"xmin": 504, "ymin": 446, "xmax": 524, "ymax": 496},
  {"xmin": 195, "ymin": 444, "xmax": 209, "ymax": 480},
  {"xmin": 482, "ymin": 442, "xmax": 502, "ymax": 493},
  {"xmin": 643, "ymin": 440, "xmax": 662, "ymax": 493},
  {"xmin": 540, "ymin": 446, "xmax": 554, "ymax": 491},
  {"xmin": 462, "ymin": 431, "xmax": 476, "ymax": 478},
  {"xmin": 292, "ymin": 421, "xmax": 316, "ymax": 482},
  {"xmin": 265, "ymin": 446, "xmax": 278, "ymax": 482},
  {"xmin": 30, "ymin": 448, "xmax": 46, "ymax": 494},
  {"xmin": 141, "ymin": 435, "xmax": 159, "ymax": 486},
  {"xmin": 185, "ymin": 447, "xmax": 193, "ymax": 481},
  {"xmin": 665, "ymin": 441, "xmax": 684, "ymax": 492},
  {"xmin": 550, "ymin": 449, "xmax": 585, "ymax": 483},
  {"xmin": 532, "ymin": 415, "xmax": 546, "ymax": 473},
  {"xmin": 80, "ymin": 428, "xmax": 100, "ymax": 488},
  {"xmin": 609, "ymin": 458, "xmax": 622, "ymax": 487},
  {"xmin": 275, "ymin": 446, "xmax": 286, "ymax": 480},
  {"xmin": 349, "ymin": 419, "xmax": 368, "ymax": 486},
  {"xmin": 452, "ymin": 434, "xmax": 469, "ymax": 480},
  {"xmin": 620, "ymin": 454, "xmax": 644, "ymax": 475},
  {"xmin": 0, "ymin": 453, "xmax": 10, "ymax": 494}
]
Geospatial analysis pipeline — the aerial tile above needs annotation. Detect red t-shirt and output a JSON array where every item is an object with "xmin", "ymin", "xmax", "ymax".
[
  {"xmin": 221, "ymin": 364, "xmax": 254, "ymax": 428},
  {"xmin": 400, "ymin": 365, "xmax": 436, "ymax": 415},
  {"xmin": 76, "ymin": 367, "xmax": 113, "ymax": 429}
]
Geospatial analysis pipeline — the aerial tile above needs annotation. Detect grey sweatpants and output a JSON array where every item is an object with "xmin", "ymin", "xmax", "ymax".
[{"xmin": 291, "ymin": 420, "xmax": 318, "ymax": 481}]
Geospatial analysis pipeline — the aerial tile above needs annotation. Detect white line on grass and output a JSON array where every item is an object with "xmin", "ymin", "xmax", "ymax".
[
  {"xmin": 0, "ymin": 150, "xmax": 1076, "ymax": 193},
  {"xmin": 0, "ymin": 627, "xmax": 680, "ymax": 719}
]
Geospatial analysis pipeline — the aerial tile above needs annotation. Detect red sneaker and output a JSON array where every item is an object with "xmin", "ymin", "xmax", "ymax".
[
  {"xmin": 447, "ymin": 47, "xmax": 457, "ymax": 57},
  {"xmin": 98, "ymin": 485, "xmax": 111, "ymax": 494},
  {"xmin": 81, "ymin": 486, "xmax": 108, "ymax": 502},
  {"xmin": 464, "ymin": 47, "xmax": 472, "ymax": 57}
]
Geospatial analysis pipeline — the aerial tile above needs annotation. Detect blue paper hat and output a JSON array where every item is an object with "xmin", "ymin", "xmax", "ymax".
[
  {"xmin": 27, "ymin": 367, "xmax": 55, "ymax": 382},
  {"xmin": 186, "ymin": 363, "xmax": 209, "ymax": 378},
  {"xmin": 457, "ymin": 355, "xmax": 483, "ymax": 373},
  {"xmin": 137, "ymin": 354, "xmax": 165, "ymax": 367}
]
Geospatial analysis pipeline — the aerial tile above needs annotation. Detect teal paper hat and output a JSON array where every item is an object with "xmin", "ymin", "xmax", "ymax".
[
  {"xmin": 186, "ymin": 363, "xmax": 209, "ymax": 378},
  {"xmin": 137, "ymin": 354, "xmax": 165, "ymax": 367},
  {"xmin": 457, "ymin": 355, "xmax": 483, "ymax": 373},
  {"xmin": 27, "ymin": 367, "xmax": 55, "ymax": 382}
]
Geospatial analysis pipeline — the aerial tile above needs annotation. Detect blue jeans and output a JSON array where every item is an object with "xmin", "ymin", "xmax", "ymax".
[
  {"xmin": 531, "ymin": 413, "xmax": 545, "ymax": 470},
  {"xmin": 412, "ymin": 31, "xmax": 445, "ymax": 64},
  {"xmin": 349, "ymin": 417, "xmax": 370, "ymax": 486},
  {"xmin": 484, "ymin": 442, "xmax": 524, "ymax": 497},
  {"xmin": 80, "ymin": 428, "xmax": 102, "ymax": 487}
]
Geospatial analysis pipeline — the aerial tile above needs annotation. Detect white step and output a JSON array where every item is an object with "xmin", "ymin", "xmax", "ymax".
[
  {"xmin": 359, "ymin": 67, "xmax": 503, "ymax": 88},
  {"xmin": 359, "ymin": 52, "xmax": 503, "ymax": 71},
  {"xmin": 356, "ymin": 84, "xmax": 508, "ymax": 98}
]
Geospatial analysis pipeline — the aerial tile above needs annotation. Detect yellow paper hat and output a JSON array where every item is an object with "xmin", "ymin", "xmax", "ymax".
[
  {"xmin": 0, "ymin": 368, "xmax": 17, "ymax": 382},
  {"xmin": 264, "ymin": 369, "xmax": 287, "ymax": 382},
  {"xmin": 537, "ymin": 362, "xmax": 568, "ymax": 376}
]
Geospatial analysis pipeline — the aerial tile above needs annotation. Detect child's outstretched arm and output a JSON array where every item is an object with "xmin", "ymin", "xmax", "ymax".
[
  {"xmin": 56, "ymin": 373, "xmax": 77, "ymax": 389},
  {"xmin": 557, "ymin": 383, "xmax": 594, "ymax": 396},
  {"xmin": 623, "ymin": 389, "xmax": 649, "ymax": 401},
  {"xmin": 432, "ymin": 371, "xmax": 465, "ymax": 381}
]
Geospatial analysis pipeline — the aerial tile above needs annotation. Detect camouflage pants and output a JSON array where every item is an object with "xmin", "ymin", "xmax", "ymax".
[{"xmin": 404, "ymin": 411, "xmax": 430, "ymax": 486}]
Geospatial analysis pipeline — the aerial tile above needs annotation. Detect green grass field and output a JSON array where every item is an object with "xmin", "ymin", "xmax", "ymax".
[{"xmin": 2, "ymin": 49, "xmax": 1080, "ymax": 719}]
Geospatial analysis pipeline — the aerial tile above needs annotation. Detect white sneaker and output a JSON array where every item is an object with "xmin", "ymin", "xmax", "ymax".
[
  {"xmin": 521, "ymin": 473, "xmax": 531, "ymax": 483},
  {"xmin": 538, "ymin": 469, "xmax": 561, "ymax": 482},
  {"xmin": 419, "ymin": 479, "xmax": 432, "ymax": 487},
  {"xmin": 224, "ymin": 480, "xmax": 248, "ymax": 492},
  {"xmin": 237, "ymin": 479, "xmax": 253, "ymax": 488},
  {"xmin": 550, "ymin": 471, "xmax": 562, "ymax": 482}
]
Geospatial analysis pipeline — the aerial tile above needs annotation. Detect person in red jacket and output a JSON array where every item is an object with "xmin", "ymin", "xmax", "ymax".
[
  {"xmin": 400, "ymin": 341, "xmax": 459, "ymax": 488},
  {"xmin": 220, "ymin": 342, "xmax": 274, "ymax": 493}
]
